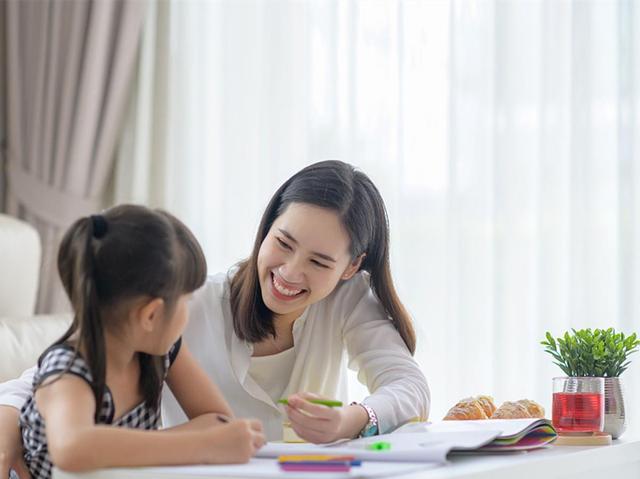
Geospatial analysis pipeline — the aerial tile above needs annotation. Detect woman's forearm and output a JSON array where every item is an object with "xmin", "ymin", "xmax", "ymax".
[
  {"xmin": 339, "ymin": 405, "xmax": 369, "ymax": 439},
  {"xmin": 0, "ymin": 406, "xmax": 22, "ymax": 473}
]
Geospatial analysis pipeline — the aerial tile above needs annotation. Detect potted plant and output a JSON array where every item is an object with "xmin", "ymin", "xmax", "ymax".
[{"xmin": 541, "ymin": 328, "xmax": 639, "ymax": 438}]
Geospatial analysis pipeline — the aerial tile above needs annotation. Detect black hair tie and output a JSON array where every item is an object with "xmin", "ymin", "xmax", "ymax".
[{"xmin": 90, "ymin": 214, "xmax": 108, "ymax": 239}]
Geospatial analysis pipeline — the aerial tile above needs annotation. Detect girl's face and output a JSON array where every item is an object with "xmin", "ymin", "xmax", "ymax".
[
  {"xmin": 121, "ymin": 293, "xmax": 191, "ymax": 356},
  {"xmin": 257, "ymin": 202, "xmax": 362, "ymax": 323}
]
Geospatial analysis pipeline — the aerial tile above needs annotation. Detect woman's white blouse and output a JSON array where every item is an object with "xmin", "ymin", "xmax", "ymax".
[
  {"xmin": 0, "ymin": 271, "xmax": 430, "ymax": 441},
  {"xmin": 248, "ymin": 347, "xmax": 296, "ymax": 403}
]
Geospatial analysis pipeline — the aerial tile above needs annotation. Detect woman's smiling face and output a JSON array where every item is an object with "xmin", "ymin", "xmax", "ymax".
[{"xmin": 257, "ymin": 202, "xmax": 362, "ymax": 323}]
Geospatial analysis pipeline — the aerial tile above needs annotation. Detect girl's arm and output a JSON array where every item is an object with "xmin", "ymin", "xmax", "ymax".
[
  {"xmin": 37, "ymin": 374, "xmax": 264, "ymax": 472},
  {"xmin": 165, "ymin": 342, "xmax": 233, "ymax": 421}
]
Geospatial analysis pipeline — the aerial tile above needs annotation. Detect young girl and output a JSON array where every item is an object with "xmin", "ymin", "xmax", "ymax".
[
  {"xmin": 0, "ymin": 161, "xmax": 428, "ymax": 466},
  {"xmin": 14, "ymin": 205, "xmax": 264, "ymax": 479}
]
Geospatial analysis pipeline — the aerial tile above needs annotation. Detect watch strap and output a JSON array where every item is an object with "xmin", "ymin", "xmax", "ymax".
[{"xmin": 351, "ymin": 401, "xmax": 379, "ymax": 437}]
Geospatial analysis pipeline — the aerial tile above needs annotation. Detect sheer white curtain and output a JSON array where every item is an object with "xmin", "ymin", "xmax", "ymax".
[{"xmin": 116, "ymin": 0, "xmax": 640, "ymax": 422}]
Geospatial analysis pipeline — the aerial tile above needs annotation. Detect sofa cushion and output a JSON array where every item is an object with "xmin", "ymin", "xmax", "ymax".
[
  {"xmin": 0, "ymin": 315, "xmax": 72, "ymax": 383},
  {"xmin": 0, "ymin": 214, "xmax": 41, "ymax": 316}
]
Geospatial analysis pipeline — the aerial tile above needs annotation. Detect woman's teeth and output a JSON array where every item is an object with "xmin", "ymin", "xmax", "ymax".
[{"xmin": 272, "ymin": 274, "xmax": 303, "ymax": 296}]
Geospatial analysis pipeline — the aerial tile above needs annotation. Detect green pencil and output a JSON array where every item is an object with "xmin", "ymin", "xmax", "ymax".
[{"xmin": 278, "ymin": 398, "xmax": 343, "ymax": 408}]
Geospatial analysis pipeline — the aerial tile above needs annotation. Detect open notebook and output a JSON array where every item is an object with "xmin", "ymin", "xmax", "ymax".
[
  {"xmin": 397, "ymin": 418, "xmax": 558, "ymax": 452},
  {"xmin": 256, "ymin": 418, "xmax": 557, "ymax": 464}
]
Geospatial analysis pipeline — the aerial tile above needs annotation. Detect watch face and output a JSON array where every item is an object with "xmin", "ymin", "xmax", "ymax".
[{"xmin": 362, "ymin": 423, "xmax": 379, "ymax": 437}]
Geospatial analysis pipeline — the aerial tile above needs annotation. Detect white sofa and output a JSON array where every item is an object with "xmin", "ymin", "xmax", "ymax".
[
  {"xmin": 0, "ymin": 314, "xmax": 71, "ymax": 383},
  {"xmin": 0, "ymin": 213, "xmax": 71, "ymax": 383},
  {"xmin": 0, "ymin": 214, "xmax": 41, "ymax": 317}
]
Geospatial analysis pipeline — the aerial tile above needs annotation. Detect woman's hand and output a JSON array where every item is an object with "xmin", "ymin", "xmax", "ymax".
[
  {"xmin": 0, "ymin": 405, "xmax": 31, "ymax": 479},
  {"xmin": 284, "ymin": 392, "xmax": 369, "ymax": 444},
  {"xmin": 5, "ymin": 458, "xmax": 31, "ymax": 479}
]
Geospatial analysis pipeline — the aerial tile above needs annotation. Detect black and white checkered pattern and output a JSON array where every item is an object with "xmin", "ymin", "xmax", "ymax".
[{"xmin": 19, "ymin": 339, "xmax": 181, "ymax": 479}]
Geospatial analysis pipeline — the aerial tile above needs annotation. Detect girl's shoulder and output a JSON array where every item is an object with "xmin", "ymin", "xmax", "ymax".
[{"xmin": 35, "ymin": 344, "xmax": 92, "ymax": 388}]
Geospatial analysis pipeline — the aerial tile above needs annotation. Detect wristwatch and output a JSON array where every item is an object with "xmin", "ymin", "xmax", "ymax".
[{"xmin": 352, "ymin": 402, "xmax": 379, "ymax": 437}]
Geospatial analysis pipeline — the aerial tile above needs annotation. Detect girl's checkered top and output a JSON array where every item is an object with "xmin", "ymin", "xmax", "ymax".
[{"xmin": 19, "ymin": 339, "xmax": 182, "ymax": 479}]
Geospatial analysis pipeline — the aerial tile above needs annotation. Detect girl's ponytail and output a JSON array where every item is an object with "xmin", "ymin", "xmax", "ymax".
[
  {"xmin": 56, "ymin": 216, "xmax": 108, "ymax": 421},
  {"xmin": 80, "ymin": 217, "xmax": 108, "ymax": 420}
]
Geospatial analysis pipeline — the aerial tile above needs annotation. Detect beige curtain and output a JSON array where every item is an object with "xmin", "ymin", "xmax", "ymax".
[
  {"xmin": 4, "ymin": 0, "xmax": 146, "ymax": 313},
  {"xmin": 0, "ymin": 1, "xmax": 6, "ymax": 212},
  {"xmin": 113, "ymin": 0, "xmax": 171, "ymax": 208}
]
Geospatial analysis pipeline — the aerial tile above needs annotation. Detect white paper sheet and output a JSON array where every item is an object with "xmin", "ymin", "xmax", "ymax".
[{"xmin": 255, "ymin": 430, "xmax": 499, "ymax": 463}]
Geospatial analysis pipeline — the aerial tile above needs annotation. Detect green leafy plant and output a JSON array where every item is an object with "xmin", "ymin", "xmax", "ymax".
[{"xmin": 541, "ymin": 328, "xmax": 640, "ymax": 377}]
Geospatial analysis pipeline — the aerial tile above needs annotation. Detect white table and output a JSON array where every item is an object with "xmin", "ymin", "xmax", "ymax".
[
  {"xmin": 53, "ymin": 435, "xmax": 640, "ymax": 479},
  {"xmin": 405, "ymin": 436, "xmax": 640, "ymax": 479}
]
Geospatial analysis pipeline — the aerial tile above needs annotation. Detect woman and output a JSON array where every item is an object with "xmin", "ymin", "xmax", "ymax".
[{"xmin": 0, "ymin": 160, "xmax": 429, "ymax": 475}]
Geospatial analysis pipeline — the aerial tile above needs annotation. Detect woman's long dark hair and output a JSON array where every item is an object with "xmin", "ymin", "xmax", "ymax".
[
  {"xmin": 229, "ymin": 160, "xmax": 416, "ymax": 354},
  {"xmin": 50, "ymin": 204, "xmax": 207, "ymax": 419}
]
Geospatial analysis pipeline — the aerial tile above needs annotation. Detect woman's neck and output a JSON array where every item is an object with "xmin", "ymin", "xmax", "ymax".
[
  {"xmin": 273, "ymin": 306, "xmax": 306, "ymax": 329},
  {"xmin": 251, "ymin": 312, "xmax": 302, "ymax": 357}
]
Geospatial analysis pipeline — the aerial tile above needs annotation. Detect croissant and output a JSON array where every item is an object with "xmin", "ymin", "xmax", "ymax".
[
  {"xmin": 476, "ymin": 395, "xmax": 497, "ymax": 417},
  {"xmin": 490, "ymin": 401, "xmax": 530, "ymax": 419},
  {"xmin": 443, "ymin": 396, "xmax": 496, "ymax": 420},
  {"xmin": 515, "ymin": 399, "xmax": 545, "ymax": 418},
  {"xmin": 444, "ymin": 396, "xmax": 544, "ymax": 421},
  {"xmin": 491, "ymin": 399, "xmax": 545, "ymax": 419}
]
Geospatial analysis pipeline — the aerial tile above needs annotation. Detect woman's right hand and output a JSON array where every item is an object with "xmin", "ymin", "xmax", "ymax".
[
  {"xmin": 200, "ymin": 419, "xmax": 265, "ymax": 464},
  {"xmin": 0, "ymin": 406, "xmax": 31, "ymax": 479},
  {"xmin": 2, "ymin": 458, "xmax": 31, "ymax": 479}
]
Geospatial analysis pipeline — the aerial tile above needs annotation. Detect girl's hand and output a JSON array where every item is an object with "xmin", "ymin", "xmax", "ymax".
[
  {"xmin": 201, "ymin": 419, "xmax": 265, "ymax": 464},
  {"xmin": 284, "ymin": 392, "xmax": 368, "ymax": 444}
]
